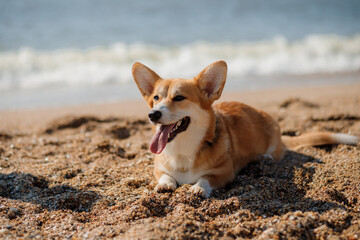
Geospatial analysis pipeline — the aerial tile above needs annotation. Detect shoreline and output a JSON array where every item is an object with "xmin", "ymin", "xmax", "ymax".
[{"xmin": 1, "ymin": 70, "xmax": 359, "ymax": 111}]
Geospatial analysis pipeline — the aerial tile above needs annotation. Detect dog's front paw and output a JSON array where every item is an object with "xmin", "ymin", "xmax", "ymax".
[
  {"xmin": 190, "ymin": 185, "xmax": 210, "ymax": 198},
  {"xmin": 190, "ymin": 178, "xmax": 212, "ymax": 198},
  {"xmin": 155, "ymin": 182, "xmax": 176, "ymax": 193},
  {"xmin": 155, "ymin": 174, "xmax": 177, "ymax": 193}
]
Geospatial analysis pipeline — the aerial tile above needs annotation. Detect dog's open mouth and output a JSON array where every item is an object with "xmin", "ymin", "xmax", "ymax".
[{"xmin": 150, "ymin": 117, "xmax": 190, "ymax": 154}]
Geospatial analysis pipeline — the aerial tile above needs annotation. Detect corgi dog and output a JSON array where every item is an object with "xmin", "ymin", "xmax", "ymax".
[{"xmin": 132, "ymin": 60, "xmax": 359, "ymax": 198}]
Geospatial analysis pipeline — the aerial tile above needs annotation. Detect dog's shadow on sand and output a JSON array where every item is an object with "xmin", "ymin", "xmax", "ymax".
[
  {"xmin": 0, "ymin": 172, "xmax": 100, "ymax": 212},
  {"xmin": 212, "ymin": 150, "xmax": 345, "ymax": 216}
]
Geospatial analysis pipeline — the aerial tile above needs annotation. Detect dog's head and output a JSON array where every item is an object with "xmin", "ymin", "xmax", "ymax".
[{"xmin": 132, "ymin": 60, "xmax": 227, "ymax": 154}]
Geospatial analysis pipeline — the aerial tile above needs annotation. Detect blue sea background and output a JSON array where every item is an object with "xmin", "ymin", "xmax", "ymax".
[{"xmin": 0, "ymin": 0, "xmax": 359, "ymax": 109}]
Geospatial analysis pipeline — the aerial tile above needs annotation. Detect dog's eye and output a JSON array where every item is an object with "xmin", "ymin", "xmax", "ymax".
[
  {"xmin": 153, "ymin": 95, "xmax": 159, "ymax": 101},
  {"xmin": 173, "ymin": 95, "xmax": 186, "ymax": 102}
]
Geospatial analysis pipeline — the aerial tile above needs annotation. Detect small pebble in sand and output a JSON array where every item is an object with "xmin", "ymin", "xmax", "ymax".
[
  {"xmin": 7, "ymin": 208, "xmax": 22, "ymax": 219},
  {"xmin": 0, "ymin": 229, "xmax": 10, "ymax": 236}
]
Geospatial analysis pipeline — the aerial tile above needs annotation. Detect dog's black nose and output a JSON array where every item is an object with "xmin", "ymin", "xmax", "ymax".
[{"xmin": 148, "ymin": 110, "xmax": 162, "ymax": 122}]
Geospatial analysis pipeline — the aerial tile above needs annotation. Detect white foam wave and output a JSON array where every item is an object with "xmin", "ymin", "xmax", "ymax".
[{"xmin": 1, "ymin": 34, "xmax": 360, "ymax": 91}]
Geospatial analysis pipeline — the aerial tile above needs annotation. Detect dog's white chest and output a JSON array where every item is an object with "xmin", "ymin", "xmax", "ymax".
[{"xmin": 159, "ymin": 154, "xmax": 209, "ymax": 185}]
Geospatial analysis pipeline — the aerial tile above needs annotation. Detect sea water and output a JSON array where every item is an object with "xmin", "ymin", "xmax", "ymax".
[{"xmin": 0, "ymin": 0, "xmax": 359, "ymax": 109}]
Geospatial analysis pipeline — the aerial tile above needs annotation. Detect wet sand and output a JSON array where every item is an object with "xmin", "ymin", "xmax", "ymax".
[{"xmin": 0, "ymin": 83, "xmax": 359, "ymax": 239}]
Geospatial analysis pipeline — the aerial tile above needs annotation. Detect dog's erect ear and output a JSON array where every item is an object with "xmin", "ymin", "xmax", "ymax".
[
  {"xmin": 132, "ymin": 62, "xmax": 162, "ymax": 99},
  {"xmin": 195, "ymin": 60, "xmax": 227, "ymax": 103}
]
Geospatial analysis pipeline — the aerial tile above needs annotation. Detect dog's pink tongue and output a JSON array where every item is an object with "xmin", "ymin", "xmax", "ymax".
[{"xmin": 150, "ymin": 124, "xmax": 175, "ymax": 154}]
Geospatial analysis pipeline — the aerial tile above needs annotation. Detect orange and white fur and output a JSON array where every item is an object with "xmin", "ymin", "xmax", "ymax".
[{"xmin": 132, "ymin": 60, "xmax": 359, "ymax": 198}]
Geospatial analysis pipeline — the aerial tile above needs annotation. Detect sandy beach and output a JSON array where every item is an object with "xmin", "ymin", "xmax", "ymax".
[{"xmin": 0, "ymin": 83, "xmax": 360, "ymax": 239}]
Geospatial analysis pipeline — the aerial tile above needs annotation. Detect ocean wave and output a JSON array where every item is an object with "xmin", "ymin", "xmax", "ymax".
[{"xmin": 1, "ymin": 34, "xmax": 360, "ymax": 91}]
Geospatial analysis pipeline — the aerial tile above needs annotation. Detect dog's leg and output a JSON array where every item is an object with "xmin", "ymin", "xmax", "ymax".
[
  {"xmin": 190, "ymin": 177, "xmax": 213, "ymax": 198},
  {"xmin": 190, "ymin": 156, "xmax": 235, "ymax": 198},
  {"xmin": 154, "ymin": 174, "xmax": 177, "ymax": 192}
]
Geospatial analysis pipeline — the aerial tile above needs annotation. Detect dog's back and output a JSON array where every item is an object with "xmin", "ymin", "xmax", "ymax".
[{"xmin": 214, "ymin": 101, "xmax": 285, "ymax": 172}]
